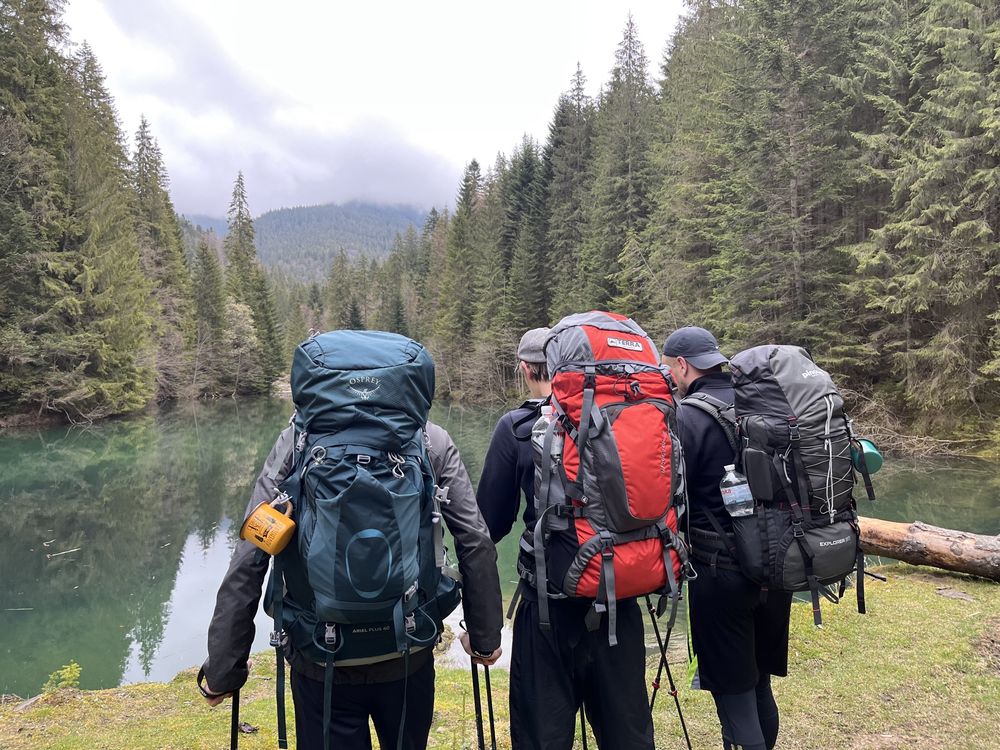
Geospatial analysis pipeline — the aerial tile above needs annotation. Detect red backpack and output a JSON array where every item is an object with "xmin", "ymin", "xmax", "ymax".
[{"xmin": 528, "ymin": 311, "xmax": 689, "ymax": 644}]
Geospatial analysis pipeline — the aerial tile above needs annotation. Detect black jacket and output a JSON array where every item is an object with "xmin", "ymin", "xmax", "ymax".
[
  {"xmin": 202, "ymin": 419, "xmax": 503, "ymax": 692},
  {"xmin": 476, "ymin": 399, "xmax": 542, "ymax": 542},
  {"xmin": 676, "ymin": 372, "xmax": 737, "ymax": 536},
  {"xmin": 476, "ymin": 399, "xmax": 578, "ymax": 601}
]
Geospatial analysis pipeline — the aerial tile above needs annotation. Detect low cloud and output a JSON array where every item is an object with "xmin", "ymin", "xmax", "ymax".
[{"xmin": 94, "ymin": 0, "xmax": 461, "ymax": 215}]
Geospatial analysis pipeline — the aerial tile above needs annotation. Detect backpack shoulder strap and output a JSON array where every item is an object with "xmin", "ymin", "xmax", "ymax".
[
  {"xmin": 510, "ymin": 399, "xmax": 546, "ymax": 441},
  {"xmin": 680, "ymin": 393, "xmax": 739, "ymax": 454}
]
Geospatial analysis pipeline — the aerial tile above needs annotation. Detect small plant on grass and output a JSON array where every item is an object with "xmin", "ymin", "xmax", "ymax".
[{"xmin": 43, "ymin": 661, "xmax": 82, "ymax": 693}]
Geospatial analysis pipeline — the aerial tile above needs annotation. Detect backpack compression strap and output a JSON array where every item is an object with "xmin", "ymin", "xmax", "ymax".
[{"xmin": 269, "ymin": 557, "xmax": 288, "ymax": 749}]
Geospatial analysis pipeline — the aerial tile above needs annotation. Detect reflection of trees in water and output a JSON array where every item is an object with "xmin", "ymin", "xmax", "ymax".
[
  {"xmin": 873, "ymin": 458, "xmax": 1000, "ymax": 535},
  {"xmin": 3, "ymin": 398, "xmax": 989, "ymax": 696},
  {"xmin": 0, "ymin": 398, "xmax": 290, "ymax": 696}
]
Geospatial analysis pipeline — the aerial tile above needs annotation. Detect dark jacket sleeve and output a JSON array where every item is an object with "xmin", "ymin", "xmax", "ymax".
[
  {"xmin": 201, "ymin": 423, "xmax": 295, "ymax": 694},
  {"xmin": 425, "ymin": 422, "xmax": 503, "ymax": 654},
  {"xmin": 475, "ymin": 413, "xmax": 523, "ymax": 543}
]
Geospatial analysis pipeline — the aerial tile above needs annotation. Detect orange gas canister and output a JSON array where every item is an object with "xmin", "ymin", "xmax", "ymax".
[{"xmin": 239, "ymin": 495, "xmax": 295, "ymax": 555}]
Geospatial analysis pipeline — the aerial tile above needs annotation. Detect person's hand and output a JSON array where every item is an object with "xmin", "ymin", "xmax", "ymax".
[
  {"xmin": 460, "ymin": 631, "xmax": 502, "ymax": 666},
  {"xmin": 203, "ymin": 686, "xmax": 231, "ymax": 707},
  {"xmin": 201, "ymin": 659, "xmax": 252, "ymax": 706}
]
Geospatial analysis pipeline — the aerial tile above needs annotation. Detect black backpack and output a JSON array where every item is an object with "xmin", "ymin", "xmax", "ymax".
[{"xmin": 684, "ymin": 345, "xmax": 875, "ymax": 626}]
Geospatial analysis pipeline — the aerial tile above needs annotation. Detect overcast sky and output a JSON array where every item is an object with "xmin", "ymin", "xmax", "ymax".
[{"xmin": 63, "ymin": 0, "xmax": 686, "ymax": 217}]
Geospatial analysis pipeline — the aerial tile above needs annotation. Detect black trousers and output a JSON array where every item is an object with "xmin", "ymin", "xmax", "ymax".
[
  {"xmin": 688, "ymin": 562, "xmax": 792, "ymax": 694},
  {"xmin": 510, "ymin": 596, "xmax": 654, "ymax": 750},
  {"xmin": 288, "ymin": 658, "xmax": 435, "ymax": 750}
]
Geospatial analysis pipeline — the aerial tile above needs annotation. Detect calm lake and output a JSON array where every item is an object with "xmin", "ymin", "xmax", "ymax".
[{"xmin": 1, "ymin": 398, "xmax": 998, "ymax": 697}]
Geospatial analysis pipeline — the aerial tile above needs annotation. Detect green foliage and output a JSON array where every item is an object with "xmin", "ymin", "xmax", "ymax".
[
  {"xmin": 2, "ymin": 2, "xmax": 999, "ymax": 437},
  {"xmin": 132, "ymin": 116, "xmax": 195, "ymax": 400},
  {"xmin": 254, "ymin": 201, "xmax": 425, "ymax": 277},
  {"xmin": 43, "ymin": 661, "xmax": 81, "ymax": 693}
]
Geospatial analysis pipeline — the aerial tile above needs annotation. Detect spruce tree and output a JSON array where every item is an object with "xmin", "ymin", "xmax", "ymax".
[
  {"xmin": 0, "ymin": 0, "xmax": 72, "ymax": 414},
  {"xmin": 856, "ymin": 0, "xmax": 1000, "ymax": 415},
  {"xmin": 190, "ymin": 240, "xmax": 226, "ymax": 393},
  {"xmin": 222, "ymin": 172, "xmax": 283, "ymax": 386},
  {"xmin": 324, "ymin": 248, "xmax": 352, "ymax": 329},
  {"xmin": 645, "ymin": 0, "xmax": 744, "ymax": 335},
  {"xmin": 131, "ymin": 115, "xmax": 194, "ymax": 400},
  {"xmin": 52, "ymin": 43, "xmax": 155, "ymax": 417},
  {"xmin": 546, "ymin": 64, "xmax": 596, "ymax": 320},
  {"xmin": 433, "ymin": 161, "xmax": 481, "ymax": 390},
  {"xmin": 579, "ymin": 15, "xmax": 657, "ymax": 311},
  {"xmin": 500, "ymin": 137, "xmax": 549, "ymax": 329}
]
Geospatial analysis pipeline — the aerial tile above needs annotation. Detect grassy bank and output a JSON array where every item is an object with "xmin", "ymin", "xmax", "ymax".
[{"xmin": 2, "ymin": 565, "xmax": 998, "ymax": 749}]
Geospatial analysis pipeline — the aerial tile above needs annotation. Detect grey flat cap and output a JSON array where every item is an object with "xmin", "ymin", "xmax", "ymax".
[
  {"xmin": 662, "ymin": 326, "xmax": 728, "ymax": 370},
  {"xmin": 517, "ymin": 327, "xmax": 551, "ymax": 364}
]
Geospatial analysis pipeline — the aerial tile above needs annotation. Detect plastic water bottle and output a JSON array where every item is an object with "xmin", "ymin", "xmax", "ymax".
[
  {"xmin": 720, "ymin": 464, "xmax": 754, "ymax": 517},
  {"xmin": 531, "ymin": 404, "xmax": 563, "ymax": 461},
  {"xmin": 531, "ymin": 405, "xmax": 554, "ymax": 451}
]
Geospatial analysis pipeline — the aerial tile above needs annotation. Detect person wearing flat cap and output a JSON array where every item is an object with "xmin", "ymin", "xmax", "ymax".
[
  {"xmin": 662, "ymin": 326, "xmax": 791, "ymax": 750},
  {"xmin": 479, "ymin": 327, "xmax": 650, "ymax": 749}
]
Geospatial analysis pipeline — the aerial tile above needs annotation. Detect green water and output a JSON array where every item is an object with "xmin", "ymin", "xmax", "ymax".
[{"xmin": 0, "ymin": 398, "xmax": 997, "ymax": 697}]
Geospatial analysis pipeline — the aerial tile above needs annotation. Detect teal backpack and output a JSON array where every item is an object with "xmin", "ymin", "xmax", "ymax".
[{"xmin": 267, "ymin": 330, "xmax": 460, "ymax": 750}]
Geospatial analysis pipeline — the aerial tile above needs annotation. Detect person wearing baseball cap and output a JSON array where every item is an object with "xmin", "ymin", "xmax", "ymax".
[
  {"xmin": 661, "ymin": 325, "xmax": 729, "ymax": 397},
  {"xmin": 662, "ymin": 326, "xmax": 792, "ymax": 750}
]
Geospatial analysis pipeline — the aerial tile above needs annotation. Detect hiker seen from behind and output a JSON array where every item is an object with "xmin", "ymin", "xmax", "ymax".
[
  {"xmin": 478, "ymin": 316, "xmax": 688, "ymax": 750},
  {"xmin": 663, "ymin": 326, "xmax": 791, "ymax": 750},
  {"xmin": 199, "ymin": 331, "xmax": 503, "ymax": 750}
]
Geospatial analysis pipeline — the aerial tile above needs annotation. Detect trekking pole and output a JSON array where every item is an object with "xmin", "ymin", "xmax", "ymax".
[
  {"xmin": 483, "ymin": 666, "xmax": 498, "ymax": 750},
  {"xmin": 470, "ymin": 659, "xmax": 487, "ymax": 750},
  {"xmin": 645, "ymin": 596, "xmax": 692, "ymax": 750},
  {"xmin": 230, "ymin": 689, "xmax": 240, "ymax": 750},
  {"xmin": 645, "ymin": 596, "xmax": 669, "ymax": 711}
]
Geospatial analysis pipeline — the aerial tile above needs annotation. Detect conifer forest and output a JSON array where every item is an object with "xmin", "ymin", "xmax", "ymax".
[{"xmin": 2, "ymin": 0, "xmax": 1000, "ymax": 443}]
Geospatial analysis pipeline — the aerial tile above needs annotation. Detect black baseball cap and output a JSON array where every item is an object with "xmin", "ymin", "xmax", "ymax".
[{"xmin": 662, "ymin": 326, "xmax": 728, "ymax": 369}]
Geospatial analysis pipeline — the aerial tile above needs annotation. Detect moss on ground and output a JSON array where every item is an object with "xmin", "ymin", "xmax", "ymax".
[{"xmin": 2, "ymin": 565, "xmax": 998, "ymax": 749}]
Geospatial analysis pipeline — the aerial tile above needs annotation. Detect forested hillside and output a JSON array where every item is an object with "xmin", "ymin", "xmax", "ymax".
[
  {"xmin": 0, "ymin": 0, "xmax": 283, "ymax": 421},
  {"xmin": 182, "ymin": 202, "xmax": 424, "ymax": 279},
  {"xmin": 316, "ymin": 3, "xmax": 1000, "ymax": 440},
  {"xmin": 255, "ymin": 202, "xmax": 424, "ymax": 278},
  {"xmin": 3, "ymin": 0, "xmax": 999, "ymax": 442}
]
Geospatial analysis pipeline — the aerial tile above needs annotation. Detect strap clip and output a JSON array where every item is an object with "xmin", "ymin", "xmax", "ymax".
[
  {"xmin": 324, "ymin": 624, "xmax": 337, "ymax": 647},
  {"xmin": 269, "ymin": 629, "xmax": 287, "ymax": 649}
]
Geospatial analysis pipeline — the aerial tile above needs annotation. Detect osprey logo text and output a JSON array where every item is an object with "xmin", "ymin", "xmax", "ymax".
[
  {"xmin": 607, "ymin": 337, "xmax": 644, "ymax": 352},
  {"xmin": 348, "ymin": 376, "xmax": 382, "ymax": 401},
  {"xmin": 801, "ymin": 369, "xmax": 825, "ymax": 379}
]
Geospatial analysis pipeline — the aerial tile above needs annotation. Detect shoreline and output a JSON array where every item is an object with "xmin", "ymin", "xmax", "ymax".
[{"xmin": 2, "ymin": 566, "xmax": 998, "ymax": 749}]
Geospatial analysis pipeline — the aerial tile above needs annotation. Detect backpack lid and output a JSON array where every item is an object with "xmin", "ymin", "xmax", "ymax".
[
  {"xmin": 290, "ymin": 330, "xmax": 434, "ymax": 442},
  {"xmin": 730, "ymin": 344, "xmax": 840, "ymax": 418},
  {"xmin": 545, "ymin": 311, "xmax": 660, "ymax": 373}
]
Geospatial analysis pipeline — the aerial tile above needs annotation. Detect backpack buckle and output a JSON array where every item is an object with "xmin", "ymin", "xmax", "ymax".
[
  {"xmin": 324, "ymin": 624, "xmax": 337, "ymax": 647},
  {"xmin": 356, "ymin": 454, "xmax": 371, "ymax": 465},
  {"xmin": 404, "ymin": 613, "xmax": 416, "ymax": 634},
  {"xmin": 787, "ymin": 417, "xmax": 800, "ymax": 441},
  {"xmin": 269, "ymin": 629, "xmax": 287, "ymax": 649},
  {"xmin": 792, "ymin": 522, "xmax": 805, "ymax": 539}
]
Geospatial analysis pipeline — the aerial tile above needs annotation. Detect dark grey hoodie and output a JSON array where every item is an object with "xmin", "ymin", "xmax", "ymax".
[{"xmin": 201, "ymin": 419, "xmax": 503, "ymax": 691}]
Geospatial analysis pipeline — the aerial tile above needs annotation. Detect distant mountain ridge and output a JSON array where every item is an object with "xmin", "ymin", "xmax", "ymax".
[
  {"xmin": 183, "ymin": 214, "xmax": 228, "ymax": 237},
  {"xmin": 183, "ymin": 201, "xmax": 425, "ymax": 278}
]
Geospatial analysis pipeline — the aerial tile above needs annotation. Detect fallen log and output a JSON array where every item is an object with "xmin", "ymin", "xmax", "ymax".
[{"xmin": 859, "ymin": 516, "xmax": 1000, "ymax": 582}]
